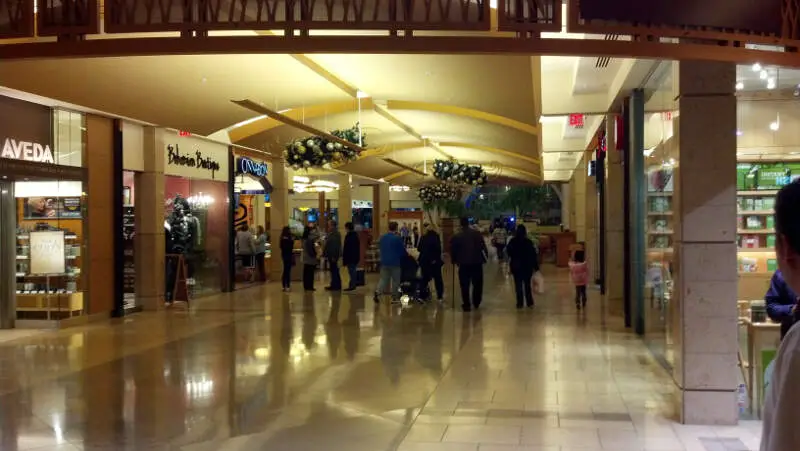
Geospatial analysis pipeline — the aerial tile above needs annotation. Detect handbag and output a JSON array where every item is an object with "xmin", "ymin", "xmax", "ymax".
[{"xmin": 532, "ymin": 271, "xmax": 545, "ymax": 294}]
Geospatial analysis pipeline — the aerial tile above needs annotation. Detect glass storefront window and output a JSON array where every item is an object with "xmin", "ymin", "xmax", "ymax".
[
  {"xmin": 14, "ymin": 179, "xmax": 87, "ymax": 321},
  {"xmin": 53, "ymin": 109, "xmax": 85, "ymax": 168}
]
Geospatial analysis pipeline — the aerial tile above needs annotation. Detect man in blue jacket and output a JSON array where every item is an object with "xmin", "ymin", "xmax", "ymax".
[
  {"xmin": 374, "ymin": 221, "xmax": 406, "ymax": 304},
  {"xmin": 766, "ymin": 269, "xmax": 800, "ymax": 339}
]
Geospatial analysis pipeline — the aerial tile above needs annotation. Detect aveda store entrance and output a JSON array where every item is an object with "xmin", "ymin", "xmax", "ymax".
[{"xmin": 0, "ymin": 96, "xmax": 88, "ymax": 328}]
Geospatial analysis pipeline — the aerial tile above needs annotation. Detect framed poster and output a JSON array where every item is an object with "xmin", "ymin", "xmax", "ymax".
[
  {"xmin": 29, "ymin": 230, "xmax": 66, "ymax": 275},
  {"xmin": 23, "ymin": 197, "xmax": 82, "ymax": 219}
]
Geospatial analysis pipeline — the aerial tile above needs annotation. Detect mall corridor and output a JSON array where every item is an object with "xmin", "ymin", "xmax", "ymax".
[{"xmin": 0, "ymin": 264, "xmax": 760, "ymax": 451}]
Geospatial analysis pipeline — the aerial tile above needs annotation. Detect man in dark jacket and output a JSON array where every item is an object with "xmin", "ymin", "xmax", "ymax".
[
  {"xmin": 417, "ymin": 223, "xmax": 444, "ymax": 302},
  {"xmin": 323, "ymin": 220, "xmax": 342, "ymax": 291},
  {"xmin": 450, "ymin": 217, "xmax": 488, "ymax": 311},
  {"xmin": 766, "ymin": 269, "xmax": 800, "ymax": 339},
  {"xmin": 342, "ymin": 222, "xmax": 361, "ymax": 291}
]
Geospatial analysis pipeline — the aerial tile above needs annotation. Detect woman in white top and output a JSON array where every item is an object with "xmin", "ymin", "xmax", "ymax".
[{"xmin": 235, "ymin": 224, "xmax": 256, "ymax": 269}]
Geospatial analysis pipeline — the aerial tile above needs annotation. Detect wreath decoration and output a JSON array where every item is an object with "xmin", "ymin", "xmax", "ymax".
[
  {"xmin": 433, "ymin": 159, "xmax": 488, "ymax": 185},
  {"xmin": 283, "ymin": 123, "xmax": 366, "ymax": 170},
  {"xmin": 419, "ymin": 183, "xmax": 461, "ymax": 204}
]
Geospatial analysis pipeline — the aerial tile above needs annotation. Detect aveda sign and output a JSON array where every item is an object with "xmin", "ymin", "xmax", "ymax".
[{"xmin": 1, "ymin": 138, "xmax": 54, "ymax": 164}]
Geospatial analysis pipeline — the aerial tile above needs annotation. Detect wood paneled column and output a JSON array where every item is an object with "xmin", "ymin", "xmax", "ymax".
[
  {"xmin": 269, "ymin": 160, "xmax": 289, "ymax": 275},
  {"xmin": 604, "ymin": 116, "xmax": 625, "ymax": 315},
  {"xmin": 134, "ymin": 127, "xmax": 166, "ymax": 310}
]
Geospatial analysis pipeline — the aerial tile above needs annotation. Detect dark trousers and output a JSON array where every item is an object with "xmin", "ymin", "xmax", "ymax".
[
  {"xmin": 346, "ymin": 264, "xmax": 358, "ymax": 289},
  {"xmin": 303, "ymin": 264, "xmax": 316, "ymax": 290},
  {"xmin": 328, "ymin": 258, "xmax": 342, "ymax": 289},
  {"xmin": 255, "ymin": 252, "xmax": 266, "ymax": 281},
  {"xmin": 282, "ymin": 259, "xmax": 292, "ymax": 288},
  {"xmin": 495, "ymin": 244, "xmax": 506, "ymax": 260},
  {"xmin": 513, "ymin": 272, "xmax": 534, "ymax": 307},
  {"xmin": 458, "ymin": 264, "xmax": 484, "ymax": 308},
  {"xmin": 421, "ymin": 264, "xmax": 444, "ymax": 299},
  {"xmin": 575, "ymin": 285, "xmax": 587, "ymax": 306}
]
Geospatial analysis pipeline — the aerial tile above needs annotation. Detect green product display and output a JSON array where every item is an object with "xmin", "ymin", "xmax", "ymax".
[
  {"xmin": 768, "ymin": 259, "xmax": 778, "ymax": 272},
  {"xmin": 767, "ymin": 216, "xmax": 775, "ymax": 230},
  {"xmin": 767, "ymin": 235, "xmax": 777, "ymax": 248}
]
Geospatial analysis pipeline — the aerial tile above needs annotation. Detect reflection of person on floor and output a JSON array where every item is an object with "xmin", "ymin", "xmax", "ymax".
[
  {"xmin": 417, "ymin": 223, "xmax": 444, "ymax": 302},
  {"xmin": 279, "ymin": 226, "xmax": 295, "ymax": 292},
  {"xmin": 761, "ymin": 180, "xmax": 800, "ymax": 451},
  {"xmin": 235, "ymin": 224, "xmax": 256, "ymax": 280},
  {"xmin": 506, "ymin": 224, "xmax": 539, "ymax": 309},
  {"xmin": 451, "ymin": 217, "xmax": 487, "ymax": 312},
  {"xmin": 373, "ymin": 221, "xmax": 405, "ymax": 304},
  {"xmin": 254, "ymin": 225, "xmax": 268, "ymax": 282}
]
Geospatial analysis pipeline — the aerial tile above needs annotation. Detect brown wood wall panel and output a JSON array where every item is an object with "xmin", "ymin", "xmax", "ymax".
[{"xmin": 85, "ymin": 114, "xmax": 115, "ymax": 316}]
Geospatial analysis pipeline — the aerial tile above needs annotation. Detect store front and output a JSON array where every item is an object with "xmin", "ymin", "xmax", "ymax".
[
  {"xmin": 162, "ymin": 133, "xmax": 231, "ymax": 301},
  {"xmin": 232, "ymin": 154, "xmax": 271, "ymax": 285},
  {"xmin": 0, "ymin": 96, "xmax": 89, "ymax": 327}
]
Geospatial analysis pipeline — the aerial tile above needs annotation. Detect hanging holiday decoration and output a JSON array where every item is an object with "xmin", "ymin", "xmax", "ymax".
[
  {"xmin": 432, "ymin": 159, "xmax": 488, "ymax": 185},
  {"xmin": 418, "ymin": 183, "xmax": 461, "ymax": 204},
  {"xmin": 283, "ymin": 123, "xmax": 366, "ymax": 170}
]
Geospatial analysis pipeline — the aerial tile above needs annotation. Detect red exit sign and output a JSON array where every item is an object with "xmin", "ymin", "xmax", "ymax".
[
  {"xmin": 568, "ymin": 113, "xmax": 584, "ymax": 127},
  {"xmin": 178, "ymin": 130, "xmax": 192, "ymax": 137}
]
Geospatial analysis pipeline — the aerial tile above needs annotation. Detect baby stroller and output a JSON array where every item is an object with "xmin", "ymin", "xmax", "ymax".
[{"xmin": 400, "ymin": 253, "xmax": 430, "ymax": 304}]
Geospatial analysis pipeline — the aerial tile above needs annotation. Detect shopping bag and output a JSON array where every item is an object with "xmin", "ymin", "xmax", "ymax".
[{"xmin": 532, "ymin": 271, "xmax": 545, "ymax": 294}]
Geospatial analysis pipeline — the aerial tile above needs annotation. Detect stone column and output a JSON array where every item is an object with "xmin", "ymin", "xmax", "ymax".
[
  {"xmin": 604, "ymin": 116, "xmax": 625, "ymax": 315},
  {"xmin": 572, "ymin": 154, "xmax": 587, "ymax": 242},
  {"xmin": 373, "ymin": 182, "xmax": 390, "ymax": 236},
  {"xmin": 337, "ymin": 174, "xmax": 352, "ymax": 235},
  {"xmin": 318, "ymin": 191, "xmax": 326, "ymax": 231},
  {"xmin": 135, "ymin": 127, "xmax": 166, "ymax": 310},
  {"xmin": 673, "ymin": 61, "xmax": 738, "ymax": 425},
  {"xmin": 269, "ymin": 160, "xmax": 289, "ymax": 275},
  {"xmin": 585, "ymin": 151, "xmax": 598, "ymax": 282}
]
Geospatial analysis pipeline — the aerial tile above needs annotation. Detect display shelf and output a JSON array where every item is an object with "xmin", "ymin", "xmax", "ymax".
[
  {"xmin": 739, "ymin": 248, "xmax": 775, "ymax": 253},
  {"xmin": 739, "ymin": 190, "xmax": 780, "ymax": 196},
  {"xmin": 647, "ymin": 192, "xmax": 673, "ymax": 197},
  {"xmin": 648, "ymin": 211, "xmax": 673, "ymax": 216},
  {"xmin": 648, "ymin": 230, "xmax": 673, "ymax": 235},
  {"xmin": 647, "ymin": 248, "xmax": 674, "ymax": 253},
  {"xmin": 737, "ymin": 229, "xmax": 774, "ymax": 234}
]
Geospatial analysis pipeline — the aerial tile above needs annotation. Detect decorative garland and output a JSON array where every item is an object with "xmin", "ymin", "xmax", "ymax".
[
  {"xmin": 419, "ymin": 183, "xmax": 461, "ymax": 204},
  {"xmin": 433, "ymin": 159, "xmax": 488, "ymax": 185},
  {"xmin": 283, "ymin": 124, "xmax": 366, "ymax": 170}
]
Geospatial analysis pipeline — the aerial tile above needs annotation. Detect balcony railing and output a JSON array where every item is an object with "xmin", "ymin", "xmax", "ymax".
[
  {"xmin": 496, "ymin": 0, "xmax": 561, "ymax": 33},
  {"xmin": 103, "ymin": 0, "xmax": 490, "ymax": 33}
]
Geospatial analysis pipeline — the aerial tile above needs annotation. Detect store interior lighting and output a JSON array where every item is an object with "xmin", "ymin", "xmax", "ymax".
[
  {"xmin": 293, "ymin": 175, "xmax": 338, "ymax": 193},
  {"xmin": 390, "ymin": 185, "xmax": 411, "ymax": 192},
  {"xmin": 14, "ymin": 181, "xmax": 83, "ymax": 198},
  {"xmin": 187, "ymin": 193, "xmax": 214, "ymax": 208}
]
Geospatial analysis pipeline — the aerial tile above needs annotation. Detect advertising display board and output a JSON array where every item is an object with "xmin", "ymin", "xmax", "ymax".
[{"xmin": 29, "ymin": 230, "xmax": 66, "ymax": 275}]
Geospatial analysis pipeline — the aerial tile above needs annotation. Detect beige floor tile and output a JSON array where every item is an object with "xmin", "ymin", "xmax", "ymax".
[
  {"xmin": 405, "ymin": 424, "xmax": 449, "ymax": 442},
  {"xmin": 443, "ymin": 425, "xmax": 522, "ymax": 445}
]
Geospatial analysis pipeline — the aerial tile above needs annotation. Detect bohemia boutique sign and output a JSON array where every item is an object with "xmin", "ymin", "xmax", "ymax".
[{"xmin": 166, "ymin": 144, "xmax": 221, "ymax": 179}]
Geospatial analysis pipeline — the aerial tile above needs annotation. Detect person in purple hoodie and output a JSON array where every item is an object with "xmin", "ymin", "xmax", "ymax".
[{"xmin": 765, "ymin": 269, "xmax": 800, "ymax": 339}]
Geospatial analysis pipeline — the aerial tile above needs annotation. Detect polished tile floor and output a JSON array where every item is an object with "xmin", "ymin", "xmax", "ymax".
[{"xmin": 0, "ymin": 264, "xmax": 761, "ymax": 450}]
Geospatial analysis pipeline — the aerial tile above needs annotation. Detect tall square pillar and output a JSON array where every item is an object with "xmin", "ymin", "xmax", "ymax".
[
  {"xmin": 673, "ymin": 61, "xmax": 738, "ymax": 425},
  {"xmin": 604, "ymin": 116, "xmax": 625, "ymax": 315},
  {"xmin": 373, "ymin": 182, "xmax": 390, "ymax": 236},
  {"xmin": 269, "ymin": 161, "xmax": 289, "ymax": 275},
  {"xmin": 338, "ymin": 174, "xmax": 352, "ymax": 235},
  {"xmin": 135, "ymin": 127, "xmax": 166, "ymax": 310}
]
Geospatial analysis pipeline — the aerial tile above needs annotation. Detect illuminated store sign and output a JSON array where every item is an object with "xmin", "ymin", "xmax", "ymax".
[
  {"xmin": 237, "ymin": 157, "xmax": 267, "ymax": 177},
  {"xmin": 166, "ymin": 144, "xmax": 221, "ymax": 179},
  {"xmin": 1, "ymin": 138, "xmax": 54, "ymax": 164}
]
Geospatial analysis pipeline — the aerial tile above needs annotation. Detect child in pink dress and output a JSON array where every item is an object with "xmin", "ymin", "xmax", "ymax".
[{"xmin": 569, "ymin": 250, "xmax": 589, "ymax": 310}]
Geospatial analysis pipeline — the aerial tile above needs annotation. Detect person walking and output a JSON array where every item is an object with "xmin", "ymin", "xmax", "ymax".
[
  {"xmin": 302, "ymin": 225, "xmax": 319, "ymax": 292},
  {"xmin": 279, "ymin": 226, "xmax": 294, "ymax": 291},
  {"xmin": 569, "ymin": 249, "xmax": 589, "ymax": 310},
  {"xmin": 450, "ymin": 217, "xmax": 488, "ymax": 312},
  {"xmin": 235, "ymin": 224, "xmax": 256, "ymax": 281},
  {"xmin": 506, "ymin": 224, "xmax": 539, "ymax": 309},
  {"xmin": 342, "ymin": 222, "xmax": 361, "ymax": 292},
  {"xmin": 418, "ymin": 223, "xmax": 444, "ymax": 302},
  {"xmin": 374, "ymin": 221, "xmax": 406, "ymax": 304},
  {"xmin": 254, "ymin": 225, "xmax": 268, "ymax": 282},
  {"xmin": 491, "ymin": 225, "xmax": 508, "ymax": 261},
  {"xmin": 761, "ymin": 180, "xmax": 800, "ymax": 451},
  {"xmin": 323, "ymin": 220, "xmax": 342, "ymax": 291}
]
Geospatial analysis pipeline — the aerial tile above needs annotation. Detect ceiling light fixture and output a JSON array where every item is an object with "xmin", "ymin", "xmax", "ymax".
[
  {"xmin": 770, "ymin": 121, "xmax": 780, "ymax": 131},
  {"xmin": 735, "ymin": 81, "xmax": 744, "ymax": 90},
  {"xmin": 752, "ymin": 63, "xmax": 762, "ymax": 72},
  {"xmin": 356, "ymin": 90, "xmax": 370, "ymax": 99}
]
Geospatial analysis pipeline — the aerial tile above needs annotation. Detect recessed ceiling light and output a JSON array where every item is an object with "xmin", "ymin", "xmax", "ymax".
[
  {"xmin": 752, "ymin": 63, "xmax": 762, "ymax": 72},
  {"xmin": 735, "ymin": 82, "xmax": 744, "ymax": 90}
]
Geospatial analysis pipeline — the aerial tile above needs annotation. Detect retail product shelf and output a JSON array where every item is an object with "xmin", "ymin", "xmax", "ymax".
[
  {"xmin": 737, "ymin": 229, "xmax": 775, "ymax": 234},
  {"xmin": 648, "ymin": 211, "xmax": 673, "ymax": 216},
  {"xmin": 739, "ymin": 190, "xmax": 780, "ymax": 196},
  {"xmin": 738, "ymin": 248, "xmax": 776, "ymax": 253},
  {"xmin": 738, "ymin": 210, "xmax": 774, "ymax": 215},
  {"xmin": 648, "ymin": 230, "xmax": 673, "ymax": 235}
]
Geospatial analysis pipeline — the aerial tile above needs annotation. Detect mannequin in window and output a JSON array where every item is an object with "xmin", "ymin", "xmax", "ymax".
[{"xmin": 164, "ymin": 195, "xmax": 195, "ymax": 303}]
